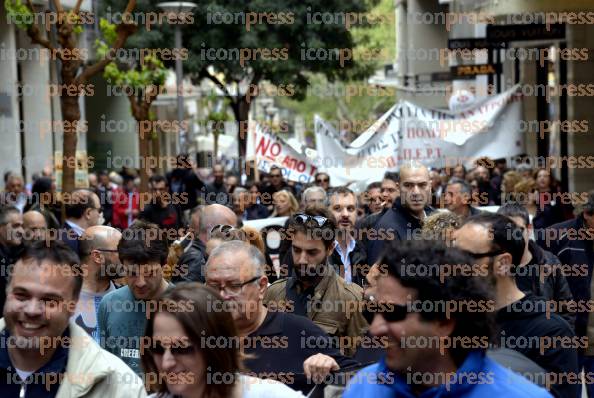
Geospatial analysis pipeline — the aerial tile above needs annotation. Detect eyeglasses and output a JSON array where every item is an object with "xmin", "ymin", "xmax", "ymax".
[
  {"xmin": 210, "ymin": 224, "xmax": 234, "ymax": 235},
  {"xmin": 149, "ymin": 342, "xmax": 196, "ymax": 357},
  {"xmin": 206, "ymin": 276, "xmax": 260, "ymax": 296},
  {"xmin": 293, "ymin": 214, "xmax": 329, "ymax": 228},
  {"xmin": 316, "ymin": 178, "xmax": 329, "ymax": 183},
  {"xmin": 270, "ymin": 174, "xmax": 282, "ymax": 178}
]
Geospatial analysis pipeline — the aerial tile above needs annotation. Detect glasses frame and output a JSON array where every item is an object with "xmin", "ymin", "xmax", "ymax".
[{"xmin": 206, "ymin": 275, "xmax": 260, "ymax": 297}]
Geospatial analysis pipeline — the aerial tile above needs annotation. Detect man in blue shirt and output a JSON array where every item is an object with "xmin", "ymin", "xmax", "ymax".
[
  {"xmin": 344, "ymin": 240, "xmax": 552, "ymax": 398},
  {"xmin": 98, "ymin": 222, "xmax": 170, "ymax": 376}
]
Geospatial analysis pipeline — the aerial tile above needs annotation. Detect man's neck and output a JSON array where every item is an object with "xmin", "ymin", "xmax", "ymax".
[
  {"xmin": 82, "ymin": 270, "xmax": 111, "ymax": 294},
  {"xmin": 8, "ymin": 343, "xmax": 57, "ymax": 372},
  {"xmin": 455, "ymin": 205, "xmax": 471, "ymax": 218},
  {"xmin": 337, "ymin": 232, "xmax": 354, "ymax": 252},
  {"xmin": 407, "ymin": 352, "xmax": 458, "ymax": 394},
  {"xmin": 495, "ymin": 278, "xmax": 526, "ymax": 309},
  {"xmin": 237, "ymin": 305, "xmax": 268, "ymax": 337}
]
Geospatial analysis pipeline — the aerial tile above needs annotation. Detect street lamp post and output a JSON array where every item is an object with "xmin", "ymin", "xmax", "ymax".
[{"xmin": 156, "ymin": 1, "xmax": 197, "ymax": 154}]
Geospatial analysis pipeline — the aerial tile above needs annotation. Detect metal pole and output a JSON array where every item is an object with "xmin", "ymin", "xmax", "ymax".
[{"xmin": 175, "ymin": 24, "xmax": 184, "ymax": 154}]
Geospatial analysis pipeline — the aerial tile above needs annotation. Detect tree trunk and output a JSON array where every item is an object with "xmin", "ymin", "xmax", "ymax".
[
  {"xmin": 234, "ymin": 97, "xmax": 250, "ymax": 160},
  {"xmin": 60, "ymin": 92, "xmax": 80, "ymax": 194}
]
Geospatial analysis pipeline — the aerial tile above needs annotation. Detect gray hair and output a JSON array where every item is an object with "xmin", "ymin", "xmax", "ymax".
[
  {"xmin": 206, "ymin": 240, "xmax": 265, "ymax": 278},
  {"xmin": 447, "ymin": 177, "xmax": 472, "ymax": 196},
  {"xmin": 302, "ymin": 186, "xmax": 326, "ymax": 204}
]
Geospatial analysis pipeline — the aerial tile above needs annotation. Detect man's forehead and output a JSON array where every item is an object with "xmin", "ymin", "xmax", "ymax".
[
  {"xmin": 293, "ymin": 232, "xmax": 325, "ymax": 250},
  {"xmin": 330, "ymin": 193, "xmax": 355, "ymax": 206},
  {"xmin": 378, "ymin": 275, "xmax": 415, "ymax": 302},
  {"xmin": 12, "ymin": 260, "xmax": 74, "ymax": 292}
]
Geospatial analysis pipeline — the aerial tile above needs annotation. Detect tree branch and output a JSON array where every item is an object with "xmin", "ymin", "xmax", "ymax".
[
  {"xmin": 72, "ymin": 0, "xmax": 84, "ymax": 16},
  {"xmin": 50, "ymin": 0, "xmax": 63, "ymax": 15},
  {"xmin": 199, "ymin": 68, "xmax": 236, "ymax": 106},
  {"xmin": 22, "ymin": 0, "xmax": 61, "ymax": 57},
  {"xmin": 77, "ymin": 0, "xmax": 137, "ymax": 83}
]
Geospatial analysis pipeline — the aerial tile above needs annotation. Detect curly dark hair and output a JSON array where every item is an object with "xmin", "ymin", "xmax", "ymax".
[{"xmin": 379, "ymin": 239, "xmax": 497, "ymax": 366}]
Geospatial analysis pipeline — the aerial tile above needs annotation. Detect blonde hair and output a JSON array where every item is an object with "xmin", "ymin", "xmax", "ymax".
[{"xmin": 271, "ymin": 190, "xmax": 299, "ymax": 216}]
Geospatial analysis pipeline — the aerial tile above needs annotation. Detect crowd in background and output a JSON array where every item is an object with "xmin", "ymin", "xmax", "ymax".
[{"xmin": 0, "ymin": 155, "xmax": 590, "ymax": 398}]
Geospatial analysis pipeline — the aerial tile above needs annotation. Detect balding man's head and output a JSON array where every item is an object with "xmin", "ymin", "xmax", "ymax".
[
  {"xmin": 65, "ymin": 189, "xmax": 102, "ymax": 228},
  {"xmin": 79, "ymin": 226, "xmax": 123, "ymax": 282},
  {"xmin": 23, "ymin": 210, "xmax": 47, "ymax": 241},
  {"xmin": 198, "ymin": 204, "xmax": 238, "ymax": 242},
  {"xmin": 398, "ymin": 162, "xmax": 431, "ymax": 216}
]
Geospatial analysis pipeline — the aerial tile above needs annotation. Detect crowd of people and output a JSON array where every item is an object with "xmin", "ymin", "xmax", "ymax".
[{"xmin": 0, "ymin": 156, "xmax": 591, "ymax": 397}]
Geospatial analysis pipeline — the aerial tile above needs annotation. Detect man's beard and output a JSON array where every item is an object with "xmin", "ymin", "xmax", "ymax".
[{"xmin": 294, "ymin": 261, "xmax": 327, "ymax": 285}]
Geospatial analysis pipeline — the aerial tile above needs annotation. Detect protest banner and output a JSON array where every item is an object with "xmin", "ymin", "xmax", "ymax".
[
  {"xmin": 314, "ymin": 85, "xmax": 524, "ymax": 188},
  {"xmin": 246, "ymin": 122, "xmax": 317, "ymax": 183}
]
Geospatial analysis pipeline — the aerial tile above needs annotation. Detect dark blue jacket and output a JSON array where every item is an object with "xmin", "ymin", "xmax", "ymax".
[
  {"xmin": 343, "ymin": 351, "xmax": 552, "ymax": 398},
  {"xmin": 537, "ymin": 215, "xmax": 594, "ymax": 338},
  {"xmin": 366, "ymin": 198, "xmax": 435, "ymax": 264}
]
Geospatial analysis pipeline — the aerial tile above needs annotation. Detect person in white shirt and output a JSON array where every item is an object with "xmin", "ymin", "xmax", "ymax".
[{"xmin": 73, "ymin": 225, "xmax": 122, "ymax": 342}]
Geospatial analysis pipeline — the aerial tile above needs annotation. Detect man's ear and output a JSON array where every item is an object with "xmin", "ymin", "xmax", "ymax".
[
  {"xmin": 258, "ymin": 275, "xmax": 269, "ymax": 300},
  {"xmin": 494, "ymin": 253, "xmax": 513, "ymax": 277}
]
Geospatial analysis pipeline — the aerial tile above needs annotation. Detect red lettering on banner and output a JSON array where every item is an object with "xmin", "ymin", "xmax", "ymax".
[
  {"xmin": 255, "ymin": 136, "xmax": 271, "ymax": 155},
  {"xmin": 270, "ymin": 143, "xmax": 281, "ymax": 156}
]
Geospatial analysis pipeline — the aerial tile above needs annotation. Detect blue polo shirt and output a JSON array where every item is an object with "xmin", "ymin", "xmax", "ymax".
[{"xmin": 0, "ymin": 328, "xmax": 69, "ymax": 398}]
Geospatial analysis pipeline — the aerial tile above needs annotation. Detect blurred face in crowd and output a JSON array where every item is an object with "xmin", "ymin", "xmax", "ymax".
[
  {"xmin": 381, "ymin": 179, "xmax": 399, "ymax": 208},
  {"xmin": 4, "ymin": 259, "xmax": 77, "ymax": 351},
  {"xmin": 151, "ymin": 312, "xmax": 204, "ymax": 397},
  {"xmin": 226, "ymin": 176, "xmax": 239, "ymax": 193},
  {"xmin": 249, "ymin": 185, "xmax": 260, "ymax": 205},
  {"xmin": 370, "ymin": 275, "xmax": 453, "ymax": 373},
  {"xmin": 304, "ymin": 190, "xmax": 326, "ymax": 208},
  {"xmin": 315, "ymin": 173, "xmax": 330, "ymax": 191},
  {"xmin": 329, "ymin": 193, "xmax": 357, "ymax": 235},
  {"xmin": 151, "ymin": 181, "xmax": 169, "ymax": 207},
  {"xmin": 535, "ymin": 169, "xmax": 551, "ymax": 192},
  {"xmin": 23, "ymin": 211, "xmax": 47, "ymax": 241},
  {"xmin": 444, "ymin": 183, "xmax": 469, "ymax": 213},
  {"xmin": 291, "ymin": 231, "xmax": 334, "ymax": 285},
  {"xmin": 99, "ymin": 174, "xmax": 110, "ymax": 187},
  {"xmin": 213, "ymin": 165, "xmax": 225, "ymax": 184},
  {"xmin": 205, "ymin": 251, "xmax": 267, "ymax": 325},
  {"xmin": 273, "ymin": 192, "xmax": 292, "ymax": 216},
  {"xmin": 474, "ymin": 166, "xmax": 490, "ymax": 183},
  {"xmin": 87, "ymin": 193, "xmax": 103, "ymax": 227},
  {"xmin": 399, "ymin": 168, "xmax": 431, "ymax": 215},
  {"xmin": 269, "ymin": 169, "xmax": 283, "ymax": 188},
  {"xmin": 6, "ymin": 177, "xmax": 24, "ymax": 195},
  {"xmin": 452, "ymin": 165, "xmax": 465, "ymax": 180},
  {"xmin": 429, "ymin": 171, "xmax": 441, "ymax": 190},
  {"xmin": 232, "ymin": 191, "xmax": 248, "ymax": 215},
  {"xmin": 126, "ymin": 262, "xmax": 165, "ymax": 300},
  {"xmin": 367, "ymin": 187, "xmax": 383, "ymax": 214},
  {"xmin": 0, "ymin": 211, "xmax": 24, "ymax": 247},
  {"xmin": 584, "ymin": 209, "xmax": 594, "ymax": 229},
  {"xmin": 88, "ymin": 174, "xmax": 98, "ymax": 189}
]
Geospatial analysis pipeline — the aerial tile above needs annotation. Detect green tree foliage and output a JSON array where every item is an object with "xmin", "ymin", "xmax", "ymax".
[{"xmin": 101, "ymin": 0, "xmax": 380, "ymax": 157}]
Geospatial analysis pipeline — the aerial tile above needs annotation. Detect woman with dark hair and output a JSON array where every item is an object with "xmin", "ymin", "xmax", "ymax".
[
  {"xmin": 143, "ymin": 283, "xmax": 305, "ymax": 398},
  {"xmin": 532, "ymin": 168, "xmax": 572, "ymax": 230}
]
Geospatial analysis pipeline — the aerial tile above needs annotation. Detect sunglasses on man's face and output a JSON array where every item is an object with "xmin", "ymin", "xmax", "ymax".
[{"xmin": 373, "ymin": 303, "xmax": 410, "ymax": 323}]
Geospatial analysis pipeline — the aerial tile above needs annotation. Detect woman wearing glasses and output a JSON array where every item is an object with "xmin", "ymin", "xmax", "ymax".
[
  {"xmin": 143, "ymin": 283, "xmax": 305, "ymax": 398},
  {"xmin": 270, "ymin": 190, "xmax": 299, "ymax": 218}
]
